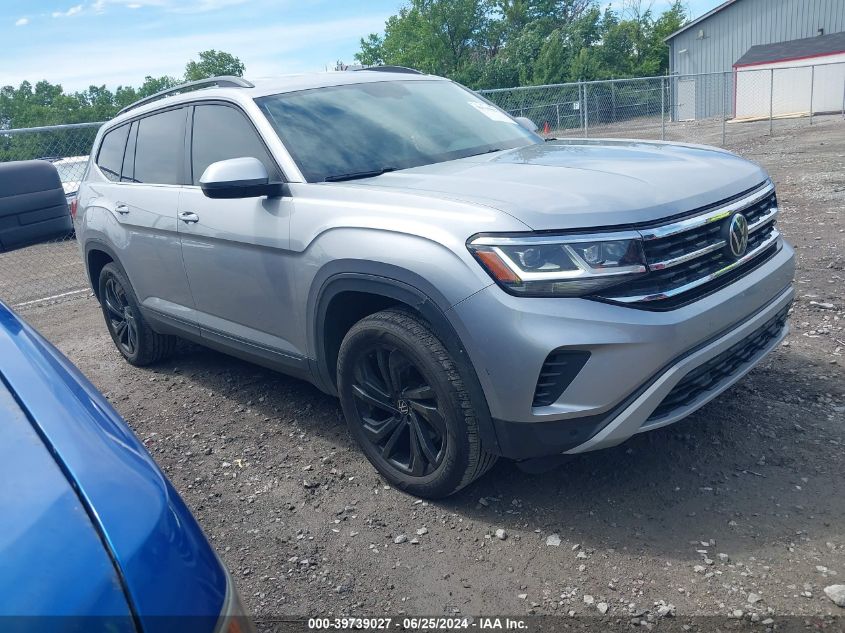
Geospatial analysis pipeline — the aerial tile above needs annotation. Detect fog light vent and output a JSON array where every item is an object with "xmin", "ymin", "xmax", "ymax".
[{"xmin": 532, "ymin": 350, "xmax": 591, "ymax": 408}]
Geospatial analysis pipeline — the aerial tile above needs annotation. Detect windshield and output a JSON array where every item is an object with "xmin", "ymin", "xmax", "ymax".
[{"xmin": 256, "ymin": 80, "xmax": 540, "ymax": 182}]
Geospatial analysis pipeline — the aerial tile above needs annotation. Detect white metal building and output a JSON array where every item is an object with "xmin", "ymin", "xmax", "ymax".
[
  {"xmin": 733, "ymin": 31, "xmax": 845, "ymax": 118},
  {"xmin": 665, "ymin": 0, "xmax": 845, "ymax": 119}
]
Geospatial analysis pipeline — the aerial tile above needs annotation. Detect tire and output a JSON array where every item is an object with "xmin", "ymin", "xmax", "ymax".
[
  {"xmin": 337, "ymin": 309, "xmax": 497, "ymax": 498},
  {"xmin": 98, "ymin": 262, "xmax": 176, "ymax": 366}
]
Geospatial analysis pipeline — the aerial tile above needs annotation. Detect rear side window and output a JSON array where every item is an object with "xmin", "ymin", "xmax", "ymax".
[
  {"xmin": 133, "ymin": 108, "xmax": 186, "ymax": 185},
  {"xmin": 191, "ymin": 104, "xmax": 280, "ymax": 184},
  {"xmin": 96, "ymin": 124, "xmax": 130, "ymax": 182}
]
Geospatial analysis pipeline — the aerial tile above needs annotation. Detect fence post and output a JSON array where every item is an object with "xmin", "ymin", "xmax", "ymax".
[
  {"xmin": 661, "ymin": 76, "xmax": 666, "ymax": 141},
  {"xmin": 580, "ymin": 82, "xmax": 585, "ymax": 137},
  {"xmin": 611, "ymin": 80, "xmax": 617, "ymax": 123},
  {"xmin": 809, "ymin": 65, "xmax": 815, "ymax": 125},
  {"xmin": 556, "ymin": 103, "xmax": 560, "ymax": 131},
  {"xmin": 769, "ymin": 68, "xmax": 774, "ymax": 135},
  {"xmin": 584, "ymin": 84, "xmax": 590, "ymax": 137},
  {"xmin": 722, "ymin": 71, "xmax": 727, "ymax": 146}
]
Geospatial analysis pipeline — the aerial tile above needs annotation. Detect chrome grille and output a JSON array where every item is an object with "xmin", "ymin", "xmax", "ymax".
[{"xmin": 600, "ymin": 182, "xmax": 780, "ymax": 307}]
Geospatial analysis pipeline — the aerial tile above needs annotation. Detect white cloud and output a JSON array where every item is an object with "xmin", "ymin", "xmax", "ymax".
[
  {"xmin": 86, "ymin": 0, "xmax": 241, "ymax": 13},
  {"xmin": 15, "ymin": 17, "xmax": 29, "ymax": 26},
  {"xmin": 51, "ymin": 4, "xmax": 84, "ymax": 18},
  {"xmin": 166, "ymin": 0, "xmax": 250, "ymax": 13},
  {"xmin": 0, "ymin": 14, "xmax": 391, "ymax": 90}
]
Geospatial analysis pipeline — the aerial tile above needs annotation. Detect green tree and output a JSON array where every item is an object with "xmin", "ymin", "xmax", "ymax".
[
  {"xmin": 355, "ymin": 0, "xmax": 487, "ymax": 77},
  {"xmin": 0, "ymin": 50, "xmax": 246, "ymax": 133},
  {"xmin": 184, "ymin": 50, "xmax": 245, "ymax": 81},
  {"xmin": 355, "ymin": 0, "xmax": 688, "ymax": 88},
  {"xmin": 356, "ymin": 33, "xmax": 385, "ymax": 66}
]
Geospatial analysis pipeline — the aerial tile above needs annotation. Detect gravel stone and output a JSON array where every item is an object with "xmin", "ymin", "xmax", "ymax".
[{"xmin": 824, "ymin": 585, "xmax": 845, "ymax": 607}]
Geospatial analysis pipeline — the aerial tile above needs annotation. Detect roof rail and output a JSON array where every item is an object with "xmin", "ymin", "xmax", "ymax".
[
  {"xmin": 117, "ymin": 76, "xmax": 254, "ymax": 115},
  {"xmin": 355, "ymin": 65, "xmax": 423, "ymax": 75}
]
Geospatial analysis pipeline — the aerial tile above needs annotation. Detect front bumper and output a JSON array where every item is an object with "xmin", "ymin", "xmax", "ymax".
[{"xmin": 448, "ymin": 241, "xmax": 795, "ymax": 459}]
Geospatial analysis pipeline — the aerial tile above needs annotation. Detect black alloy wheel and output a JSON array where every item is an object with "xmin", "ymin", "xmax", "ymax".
[
  {"xmin": 103, "ymin": 275, "xmax": 139, "ymax": 357},
  {"xmin": 337, "ymin": 309, "xmax": 497, "ymax": 498},
  {"xmin": 97, "ymin": 262, "xmax": 176, "ymax": 366},
  {"xmin": 350, "ymin": 344, "xmax": 447, "ymax": 476}
]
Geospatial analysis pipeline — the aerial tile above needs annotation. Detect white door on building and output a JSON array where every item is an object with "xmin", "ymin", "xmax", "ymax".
[{"xmin": 677, "ymin": 78, "xmax": 696, "ymax": 121}]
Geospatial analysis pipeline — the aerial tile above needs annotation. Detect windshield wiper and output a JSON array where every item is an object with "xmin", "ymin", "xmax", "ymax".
[
  {"xmin": 324, "ymin": 167, "xmax": 397, "ymax": 182},
  {"xmin": 465, "ymin": 147, "xmax": 507, "ymax": 158}
]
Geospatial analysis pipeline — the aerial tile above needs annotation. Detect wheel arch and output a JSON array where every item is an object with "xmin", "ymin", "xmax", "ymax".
[
  {"xmin": 310, "ymin": 267, "xmax": 501, "ymax": 455},
  {"xmin": 83, "ymin": 240, "xmax": 124, "ymax": 300}
]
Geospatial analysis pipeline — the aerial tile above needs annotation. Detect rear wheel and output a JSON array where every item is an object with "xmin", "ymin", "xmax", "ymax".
[
  {"xmin": 98, "ymin": 262, "xmax": 176, "ymax": 366},
  {"xmin": 337, "ymin": 309, "xmax": 496, "ymax": 498}
]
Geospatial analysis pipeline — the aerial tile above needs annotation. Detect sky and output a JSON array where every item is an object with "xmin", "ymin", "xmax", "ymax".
[{"xmin": 1, "ymin": 0, "xmax": 724, "ymax": 91}]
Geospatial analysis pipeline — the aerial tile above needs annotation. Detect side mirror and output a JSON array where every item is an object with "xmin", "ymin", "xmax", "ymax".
[
  {"xmin": 515, "ymin": 116, "xmax": 539, "ymax": 133},
  {"xmin": 200, "ymin": 157, "xmax": 281, "ymax": 199}
]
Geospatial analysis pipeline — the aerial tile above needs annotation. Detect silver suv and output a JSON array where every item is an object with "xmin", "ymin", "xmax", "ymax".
[{"xmin": 76, "ymin": 69, "xmax": 795, "ymax": 498}]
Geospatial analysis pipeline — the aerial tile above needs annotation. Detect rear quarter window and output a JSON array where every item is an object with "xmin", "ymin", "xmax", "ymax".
[{"xmin": 96, "ymin": 124, "xmax": 130, "ymax": 182}]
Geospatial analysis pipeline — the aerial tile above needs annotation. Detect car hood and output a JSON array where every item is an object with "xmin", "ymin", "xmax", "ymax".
[
  {"xmin": 0, "ymin": 380, "xmax": 133, "ymax": 620},
  {"xmin": 0, "ymin": 303, "xmax": 227, "ymax": 630},
  {"xmin": 347, "ymin": 139, "xmax": 769, "ymax": 230}
]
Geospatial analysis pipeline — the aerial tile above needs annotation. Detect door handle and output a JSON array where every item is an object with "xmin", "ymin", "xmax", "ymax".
[
  {"xmin": 179, "ymin": 211, "xmax": 199, "ymax": 224},
  {"xmin": 114, "ymin": 203, "xmax": 130, "ymax": 215}
]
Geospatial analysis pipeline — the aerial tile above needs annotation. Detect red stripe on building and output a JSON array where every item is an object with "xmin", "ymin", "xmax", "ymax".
[{"xmin": 734, "ymin": 49, "xmax": 845, "ymax": 69}]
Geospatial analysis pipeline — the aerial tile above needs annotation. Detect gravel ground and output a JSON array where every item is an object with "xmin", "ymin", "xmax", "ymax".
[{"xmin": 19, "ymin": 118, "xmax": 845, "ymax": 627}]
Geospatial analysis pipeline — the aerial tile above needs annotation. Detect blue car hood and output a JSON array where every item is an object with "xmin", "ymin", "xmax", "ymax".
[
  {"xmin": 0, "ymin": 304, "xmax": 227, "ymax": 631},
  {"xmin": 0, "ymin": 381, "xmax": 133, "ymax": 623}
]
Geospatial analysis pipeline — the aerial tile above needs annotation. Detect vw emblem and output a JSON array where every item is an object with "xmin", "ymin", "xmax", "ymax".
[
  {"xmin": 397, "ymin": 400, "xmax": 410, "ymax": 415},
  {"xmin": 727, "ymin": 213, "xmax": 749, "ymax": 258}
]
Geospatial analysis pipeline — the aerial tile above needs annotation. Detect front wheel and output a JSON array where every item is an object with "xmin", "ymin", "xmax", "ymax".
[{"xmin": 337, "ymin": 309, "xmax": 496, "ymax": 498}]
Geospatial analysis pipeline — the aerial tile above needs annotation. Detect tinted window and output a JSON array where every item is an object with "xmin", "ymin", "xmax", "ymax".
[
  {"xmin": 96, "ymin": 124, "xmax": 130, "ymax": 182},
  {"xmin": 191, "ymin": 105, "xmax": 279, "ymax": 184},
  {"xmin": 134, "ymin": 108, "xmax": 186, "ymax": 185},
  {"xmin": 256, "ymin": 80, "xmax": 539, "ymax": 182},
  {"xmin": 121, "ymin": 121, "xmax": 138, "ymax": 183}
]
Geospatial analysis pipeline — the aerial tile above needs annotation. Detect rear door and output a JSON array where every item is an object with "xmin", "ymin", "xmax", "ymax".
[
  {"xmin": 177, "ymin": 102, "xmax": 302, "ymax": 364},
  {"xmin": 94, "ymin": 107, "xmax": 197, "ymax": 329}
]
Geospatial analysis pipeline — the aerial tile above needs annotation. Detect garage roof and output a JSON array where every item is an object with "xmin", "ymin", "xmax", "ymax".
[
  {"xmin": 664, "ymin": 0, "xmax": 740, "ymax": 42},
  {"xmin": 735, "ymin": 31, "xmax": 845, "ymax": 67}
]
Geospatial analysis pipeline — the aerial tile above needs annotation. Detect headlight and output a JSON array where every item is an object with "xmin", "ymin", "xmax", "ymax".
[
  {"xmin": 215, "ymin": 571, "xmax": 256, "ymax": 633},
  {"xmin": 468, "ymin": 232, "xmax": 647, "ymax": 297}
]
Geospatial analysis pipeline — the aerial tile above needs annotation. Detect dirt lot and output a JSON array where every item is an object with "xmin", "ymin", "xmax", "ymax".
[{"xmin": 19, "ymin": 117, "xmax": 845, "ymax": 627}]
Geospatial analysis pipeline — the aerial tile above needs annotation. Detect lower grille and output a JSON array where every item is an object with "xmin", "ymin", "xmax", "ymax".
[{"xmin": 647, "ymin": 303, "xmax": 790, "ymax": 421}]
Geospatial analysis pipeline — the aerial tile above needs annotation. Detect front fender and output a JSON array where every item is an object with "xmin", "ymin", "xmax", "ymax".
[{"xmin": 309, "ymin": 271, "xmax": 502, "ymax": 455}]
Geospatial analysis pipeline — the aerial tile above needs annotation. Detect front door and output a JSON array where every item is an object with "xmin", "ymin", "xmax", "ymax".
[{"xmin": 177, "ymin": 103, "xmax": 301, "ymax": 363}]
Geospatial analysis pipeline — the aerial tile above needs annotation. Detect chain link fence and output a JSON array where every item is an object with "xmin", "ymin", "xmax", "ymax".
[
  {"xmin": 1, "ymin": 62, "xmax": 843, "ymax": 310},
  {"xmin": 479, "ymin": 62, "xmax": 845, "ymax": 146},
  {"xmin": 0, "ymin": 122, "xmax": 102, "ymax": 307}
]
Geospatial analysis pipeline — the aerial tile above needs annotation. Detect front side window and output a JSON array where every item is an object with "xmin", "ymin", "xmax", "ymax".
[
  {"xmin": 133, "ymin": 108, "xmax": 186, "ymax": 185},
  {"xmin": 191, "ymin": 104, "xmax": 280, "ymax": 184},
  {"xmin": 96, "ymin": 124, "xmax": 130, "ymax": 182},
  {"xmin": 256, "ymin": 80, "xmax": 540, "ymax": 182}
]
